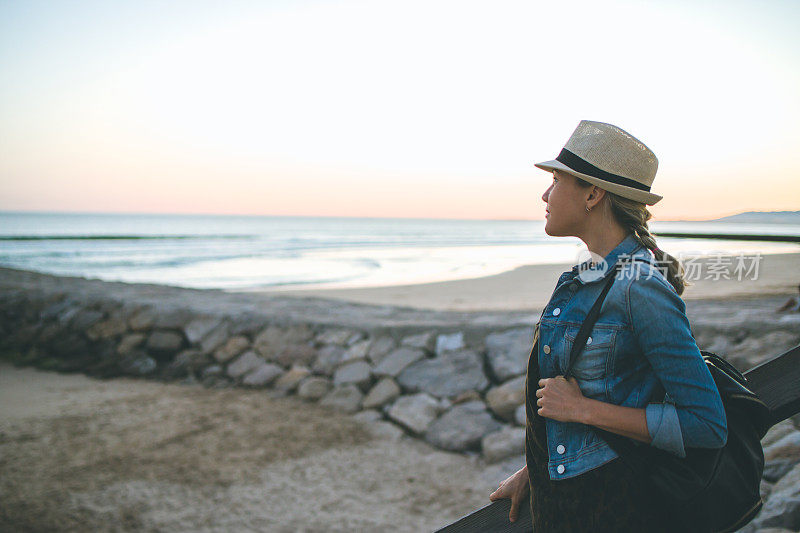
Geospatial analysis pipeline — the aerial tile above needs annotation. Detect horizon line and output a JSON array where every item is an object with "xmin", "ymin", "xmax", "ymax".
[{"xmin": 1, "ymin": 208, "xmax": 797, "ymax": 224}]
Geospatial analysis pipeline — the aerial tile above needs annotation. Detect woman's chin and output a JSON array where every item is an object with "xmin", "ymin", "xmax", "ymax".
[{"xmin": 544, "ymin": 222, "xmax": 567, "ymax": 237}]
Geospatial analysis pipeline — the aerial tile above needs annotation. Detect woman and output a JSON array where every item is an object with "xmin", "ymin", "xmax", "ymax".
[{"xmin": 489, "ymin": 121, "xmax": 728, "ymax": 532}]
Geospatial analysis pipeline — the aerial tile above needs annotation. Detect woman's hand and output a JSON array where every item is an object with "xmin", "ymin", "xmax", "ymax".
[
  {"xmin": 489, "ymin": 465, "xmax": 530, "ymax": 523},
  {"xmin": 536, "ymin": 376, "xmax": 587, "ymax": 423}
]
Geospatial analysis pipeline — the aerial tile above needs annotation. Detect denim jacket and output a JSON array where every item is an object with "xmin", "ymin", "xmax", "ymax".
[{"xmin": 530, "ymin": 232, "xmax": 728, "ymax": 480}]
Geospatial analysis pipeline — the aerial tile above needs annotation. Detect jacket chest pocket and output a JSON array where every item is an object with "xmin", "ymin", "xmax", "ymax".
[{"xmin": 563, "ymin": 325, "xmax": 617, "ymax": 380}]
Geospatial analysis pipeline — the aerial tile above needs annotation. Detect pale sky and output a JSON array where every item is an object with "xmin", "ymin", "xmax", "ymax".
[{"xmin": 1, "ymin": 0, "xmax": 798, "ymax": 221}]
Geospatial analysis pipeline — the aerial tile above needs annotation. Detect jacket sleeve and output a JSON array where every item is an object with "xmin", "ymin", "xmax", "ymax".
[{"xmin": 626, "ymin": 269, "xmax": 728, "ymax": 457}]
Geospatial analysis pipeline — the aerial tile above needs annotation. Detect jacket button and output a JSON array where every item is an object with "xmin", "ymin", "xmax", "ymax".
[
  {"xmin": 543, "ymin": 345, "xmax": 551, "ymax": 354},
  {"xmin": 557, "ymin": 465, "xmax": 565, "ymax": 474},
  {"xmin": 557, "ymin": 444, "xmax": 565, "ymax": 454},
  {"xmin": 587, "ymin": 336, "xmax": 592, "ymax": 345},
  {"xmin": 552, "ymin": 308, "xmax": 561, "ymax": 316}
]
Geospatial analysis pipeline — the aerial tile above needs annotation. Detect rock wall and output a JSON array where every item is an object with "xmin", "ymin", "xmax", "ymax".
[{"xmin": 1, "ymin": 266, "xmax": 799, "ymax": 472}]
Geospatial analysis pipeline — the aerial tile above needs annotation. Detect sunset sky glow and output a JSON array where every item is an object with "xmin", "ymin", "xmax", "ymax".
[{"xmin": 1, "ymin": 0, "xmax": 798, "ymax": 220}]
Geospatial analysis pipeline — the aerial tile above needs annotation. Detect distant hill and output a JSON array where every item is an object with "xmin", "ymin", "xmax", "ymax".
[{"xmin": 700, "ymin": 211, "xmax": 800, "ymax": 224}]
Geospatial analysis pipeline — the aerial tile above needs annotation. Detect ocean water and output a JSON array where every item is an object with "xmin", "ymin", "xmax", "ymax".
[{"xmin": 1, "ymin": 212, "xmax": 798, "ymax": 291}]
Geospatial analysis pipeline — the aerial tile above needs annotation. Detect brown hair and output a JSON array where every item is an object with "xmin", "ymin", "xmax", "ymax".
[{"xmin": 573, "ymin": 176, "xmax": 689, "ymax": 296}]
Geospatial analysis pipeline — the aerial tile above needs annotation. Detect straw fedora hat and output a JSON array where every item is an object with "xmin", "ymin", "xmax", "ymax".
[{"xmin": 535, "ymin": 120, "xmax": 663, "ymax": 205}]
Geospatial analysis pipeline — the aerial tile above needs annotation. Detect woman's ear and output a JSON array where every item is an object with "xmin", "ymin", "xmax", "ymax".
[{"xmin": 587, "ymin": 185, "xmax": 605, "ymax": 207}]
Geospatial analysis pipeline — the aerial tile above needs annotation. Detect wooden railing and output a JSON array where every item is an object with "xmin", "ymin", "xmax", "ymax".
[{"xmin": 435, "ymin": 344, "xmax": 800, "ymax": 533}]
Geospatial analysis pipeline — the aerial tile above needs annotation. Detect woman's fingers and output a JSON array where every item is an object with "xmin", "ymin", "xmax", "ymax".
[
  {"xmin": 509, "ymin": 494, "xmax": 520, "ymax": 522},
  {"xmin": 489, "ymin": 482, "xmax": 507, "ymax": 501},
  {"xmin": 490, "ymin": 467, "xmax": 530, "ymax": 523},
  {"xmin": 490, "ymin": 481, "xmax": 519, "ymax": 522}
]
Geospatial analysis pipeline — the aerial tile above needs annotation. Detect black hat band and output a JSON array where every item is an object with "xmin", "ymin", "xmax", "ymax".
[{"xmin": 556, "ymin": 148, "xmax": 652, "ymax": 192}]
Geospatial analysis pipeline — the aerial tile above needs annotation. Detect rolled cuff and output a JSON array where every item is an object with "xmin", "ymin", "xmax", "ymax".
[{"xmin": 645, "ymin": 402, "xmax": 686, "ymax": 458}]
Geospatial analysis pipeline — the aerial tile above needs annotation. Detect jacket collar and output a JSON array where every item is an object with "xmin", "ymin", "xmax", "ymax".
[{"xmin": 571, "ymin": 233, "xmax": 646, "ymax": 285}]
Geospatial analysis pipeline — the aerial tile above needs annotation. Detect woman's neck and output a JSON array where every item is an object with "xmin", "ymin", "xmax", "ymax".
[{"xmin": 580, "ymin": 225, "xmax": 630, "ymax": 261}]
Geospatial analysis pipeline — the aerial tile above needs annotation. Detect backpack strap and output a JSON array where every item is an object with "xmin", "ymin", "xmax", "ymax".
[{"xmin": 564, "ymin": 262, "xmax": 622, "ymax": 380}]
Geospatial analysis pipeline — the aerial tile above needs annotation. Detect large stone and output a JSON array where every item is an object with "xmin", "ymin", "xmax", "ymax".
[
  {"xmin": 748, "ymin": 462, "xmax": 800, "ymax": 530},
  {"xmin": 333, "ymin": 360, "xmax": 373, "ymax": 390},
  {"xmin": 727, "ymin": 331, "xmax": 799, "ymax": 370},
  {"xmin": 273, "ymin": 365, "xmax": 311, "ymax": 392},
  {"xmin": 364, "ymin": 421, "xmax": 405, "ymax": 441},
  {"xmin": 373, "ymin": 347, "xmax": 425, "ymax": 378},
  {"xmin": 320, "ymin": 385, "xmax": 363, "ymax": 413},
  {"xmin": 482, "ymin": 426, "xmax": 526, "ymax": 463},
  {"xmin": 485, "ymin": 327, "xmax": 534, "ymax": 381},
  {"xmin": 401, "ymin": 331, "xmax": 435, "ymax": 352},
  {"xmin": 763, "ymin": 420, "xmax": 798, "ymax": 448},
  {"xmin": 71, "ymin": 309, "xmax": 105, "ymax": 331},
  {"xmin": 436, "ymin": 332, "xmax": 465, "ymax": 355},
  {"xmin": 316, "ymin": 328, "xmax": 360, "ymax": 346},
  {"xmin": 764, "ymin": 431, "xmax": 800, "ymax": 461},
  {"xmin": 153, "ymin": 308, "xmax": 194, "ymax": 329},
  {"xmin": 367, "ymin": 336, "xmax": 396, "ymax": 364},
  {"xmin": 227, "ymin": 313, "xmax": 270, "ymax": 337},
  {"xmin": 515, "ymin": 404, "xmax": 527, "ymax": 426},
  {"xmin": 762, "ymin": 431, "xmax": 800, "ymax": 482},
  {"xmin": 119, "ymin": 352, "xmax": 157, "ymax": 376},
  {"xmin": 425, "ymin": 401, "xmax": 503, "ymax": 452},
  {"xmin": 86, "ymin": 314, "xmax": 128, "ymax": 341},
  {"xmin": 36, "ymin": 322, "xmax": 63, "ymax": 345},
  {"xmin": 184, "ymin": 316, "xmax": 223, "ymax": 344},
  {"xmin": 453, "ymin": 390, "xmax": 482, "ymax": 404},
  {"xmin": 274, "ymin": 343, "xmax": 317, "ymax": 368},
  {"xmin": 485, "ymin": 376, "xmax": 526, "ymax": 421},
  {"xmin": 386, "ymin": 393, "xmax": 442, "ymax": 435},
  {"xmin": 164, "ymin": 349, "xmax": 211, "ymax": 378},
  {"xmin": 254, "ymin": 325, "xmax": 313, "ymax": 361},
  {"xmin": 764, "ymin": 459, "xmax": 800, "ymax": 483},
  {"xmin": 312, "ymin": 345, "xmax": 346, "ymax": 375},
  {"xmin": 352, "ymin": 410, "xmax": 382, "ymax": 424},
  {"xmin": 128, "ymin": 308, "xmax": 157, "ymax": 331},
  {"xmin": 704, "ymin": 335, "xmax": 733, "ymax": 357},
  {"xmin": 146, "ymin": 330, "xmax": 185, "ymax": 356},
  {"xmin": 397, "ymin": 349, "xmax": 488, "ymax": 399},
  {"xmin": 56, "ymin": 307, "xmax": 81, "ymax": 328},
  {"xmin": 345, "ymin": 331, "xmax": 365, "ymax": 346},
  {"xmin": 117, "ymin": 332, "xmax": 146, "ymax": 355},
  {"xmin": 341, "ymin": 339, "xmax": 371, "ymax": 364},
  {"xmin": 297, "ymin": 376, "xmax": 332, "ymax": 401},
  {"xmin": 214, "ymin": 335, "xmax": 251, "ymax": 363},
  {"xmin": 41, "ymin": 299, "xmax": 73, "ymax": 321},
  {"xmin": 760, "ymin": 479, "xmax": 774, "ymax": 501},
  {"xmin": 199, "ymin": 322, "xmax": 230, "ymax": 354},
  {"xmin": 202, "ymin": 365, "xmax": 222, "ymax": 379},
  {"xmin": 362, "ymin": 377, "xmax": 401, "ymax": 409},
  {"xmin": 242, "ymin": 363, "xmax": 284, "ymax": 387},
  {"xmin": 227, "ymin": 350, "xmax": 265, "ymax": 379}
]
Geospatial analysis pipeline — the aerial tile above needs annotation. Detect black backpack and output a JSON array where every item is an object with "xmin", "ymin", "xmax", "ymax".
[{"xmin": 566, "ymin": 261, "xmax": 772, "ymax": 533}]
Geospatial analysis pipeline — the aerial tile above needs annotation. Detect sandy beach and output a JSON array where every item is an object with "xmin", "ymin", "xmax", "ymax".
[
  {"xmin": 262, "ymin": 251, "xmax": 800, "ymax": 311},
  {"xmin": 0, "ymin": 362, "xmax": 520, "ymax": 532}
]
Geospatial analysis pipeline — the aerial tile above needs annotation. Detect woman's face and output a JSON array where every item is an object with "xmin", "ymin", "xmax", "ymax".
[{"xmin": 541, "ymin": 170, "xmax": 587, "ymax": 237}]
